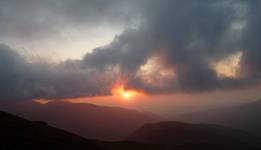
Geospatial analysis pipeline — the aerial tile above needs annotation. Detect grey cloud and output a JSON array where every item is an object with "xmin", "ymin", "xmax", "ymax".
[
  {"xmin": 240, "ymin": 1, "xmax": 261, "ymax": 76},
  {"xmin": 83, "ymin": 0, "xmax": 261, "ymax": 93},
  {"xmin": 0, "ymin": 44, "xmax": 116, "ymax": 101},
  {"xmin": 1, "ymin": 0, "xmax": 261, "ymax": 100},
  {"xmin": 83, "ymin": 29, "xmax": 156, "ymax": 74},
  {"xmin": 0, "ymin": 0, "xmax": 143, "ymax": 39},
  {"xmin": 0, "ymin": 44, "xmax": 29, "ymax": 100}
]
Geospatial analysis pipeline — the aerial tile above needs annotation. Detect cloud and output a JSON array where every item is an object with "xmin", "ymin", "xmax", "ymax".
[
  {"xmin": 0, "ymin": 44, "xmax": 118, "ymax": 101},
  {"xmin": 83, "ymin": 0, "xmax": 261, "ymax": 93},
  {"xmin": 0, "ymin": 0, "xmax": 145, "ymax": 60},
  {"xmin": 1, "ymin": 0, "xmax": 261, "ymax": 101},
  {"xmin": 0, "ymin": 0, "xmax": 142, "ymax": 39},
  {"xmin": 0, "ymin": 44, "xmax": 29, "ymax": 100}
]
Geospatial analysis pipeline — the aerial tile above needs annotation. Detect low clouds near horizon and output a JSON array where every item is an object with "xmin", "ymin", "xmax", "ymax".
[{"xmin": 1, "ymin": 0, "xmax": 261, "ymax": 101}]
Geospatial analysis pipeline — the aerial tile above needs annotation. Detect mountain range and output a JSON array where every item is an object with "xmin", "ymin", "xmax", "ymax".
[
  {"xmin": 1, "ymin": 109, "xmax": 260, "ymax": 150},
  {"xmin": 0, "ymin": 101, "xmax": 159, "ymax": 141}
]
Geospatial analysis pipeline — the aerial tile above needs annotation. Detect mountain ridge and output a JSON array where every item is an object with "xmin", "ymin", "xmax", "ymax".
[{"xmin": 0, "ymin": 100, "xmax": 160, "ymax": 141}]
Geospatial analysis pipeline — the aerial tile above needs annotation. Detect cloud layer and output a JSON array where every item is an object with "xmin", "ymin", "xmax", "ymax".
[
  {"xmin": 0, "ymin": 0, "xmax": 261, "ymax": 100},
  {"xmin": 84, "ymin": 0, "xmax": 261, "ymax": 93}
]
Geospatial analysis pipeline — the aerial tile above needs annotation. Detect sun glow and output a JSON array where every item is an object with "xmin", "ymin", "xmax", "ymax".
[
  {"xmin": 213, "ymin": 51, "xmax": 243, "ymax": 78},
  {"xmin": 111, "ymin": 81, "xmax": 141, "ymax": 100}
]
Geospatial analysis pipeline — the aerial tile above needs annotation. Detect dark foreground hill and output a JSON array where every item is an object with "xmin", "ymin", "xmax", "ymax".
[
  {"xmin": 1, "ymin": 110, "xmax": 261, "ymax": 150},
  {"xmin": 0, "ymin": 110, "xmax": 162, "ymax": 150},
  {"xmin": 0, "ymin": 101, "xmax": 159, "ymax": 141},
  {"xmin": 128, "ymin": 122, "xmax": 261, "ymax": 150}
]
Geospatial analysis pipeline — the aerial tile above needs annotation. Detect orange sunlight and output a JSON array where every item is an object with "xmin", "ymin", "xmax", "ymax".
[{"xmin": 111, "ymin": 80, "xmax": 142, "ymax": 100}]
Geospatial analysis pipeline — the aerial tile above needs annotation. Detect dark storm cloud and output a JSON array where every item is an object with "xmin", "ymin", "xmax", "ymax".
[
  {"xmin": 83, "ymin": 0, "xmax": 261, "ymax": 93},
  {"xmin": 83, "ymin": 29, "xmax": 156, "ymax": 73},
  {"xmin": 0, "ymin": 44, "xmax": 117, "ymax": 101},
  {"xmin": 240, "ymin": 1, "xmax": 261, "ymax": 76},
  {"xmin": 0, "ymin": 0, "xmax": 142, "ymax": 39},
  {"xmin": 1, "ymin": 0, "xmax": 261, "ymax": 100},
  {"xmin": 0, "ymin": 44, "xmax": 28, "ymax": 100}
]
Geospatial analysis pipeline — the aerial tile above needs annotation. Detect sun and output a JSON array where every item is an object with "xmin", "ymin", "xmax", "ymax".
[
  {"xmin": 111, "ymin": 81, "xmax": 139, "ymax": 100},
  {"xmin": 122, "ymin": 90, "xmax": 136, "ymax": 99}
]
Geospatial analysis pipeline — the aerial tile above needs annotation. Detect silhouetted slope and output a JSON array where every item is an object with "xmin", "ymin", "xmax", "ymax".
[
  {"xmin": 0, "ymin": 110, "xmax": 163, "ymax": 150},
  {"xmin": 0, "ymin": 101, "xmax": 159, "ymax": 141},
  {"xmin": 128, "ymin": 121, "xmax": 261, "ymax": 150},
  {"xmin": 0, "ymin": 110, "xmax": 97, "ymax": 150}
]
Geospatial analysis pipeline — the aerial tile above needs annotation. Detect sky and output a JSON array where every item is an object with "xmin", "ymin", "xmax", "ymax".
[{"xmin": 1, "ymin": 0, "xmax": 261, "ymax": 113}]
